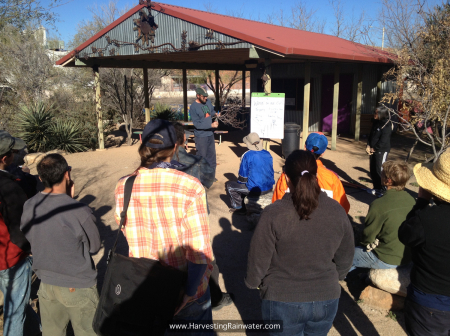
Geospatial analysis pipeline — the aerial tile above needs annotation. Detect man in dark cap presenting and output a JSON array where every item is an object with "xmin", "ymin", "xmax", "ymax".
[{"xmin": 190, "ymin": 87, "xmax": 219, "ymax": 180}]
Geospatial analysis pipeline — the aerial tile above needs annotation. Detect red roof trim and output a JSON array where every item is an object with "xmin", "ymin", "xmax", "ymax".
[{"xmin": 56, "ymin": 2, "xmax": 392, "ymax": 66}]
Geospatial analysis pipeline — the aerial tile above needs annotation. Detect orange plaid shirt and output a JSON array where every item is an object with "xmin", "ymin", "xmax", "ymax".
[{"xmin": 114, "ymin": 167, "xmax": 213, "ymax": 300}]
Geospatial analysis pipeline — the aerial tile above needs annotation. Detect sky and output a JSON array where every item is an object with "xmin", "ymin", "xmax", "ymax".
[{"xmin": 42, "ymin": 0, "xmax": 442, "ymax": 48}]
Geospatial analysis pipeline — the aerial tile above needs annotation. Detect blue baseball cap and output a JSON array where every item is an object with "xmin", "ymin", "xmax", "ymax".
[
  {"xmin": 142, "ymin": 119, "xmax": 177, "ymax": 149},
  {"xmin": 305, "ymin": 132, "xmax": 328, "ymax": 155}
]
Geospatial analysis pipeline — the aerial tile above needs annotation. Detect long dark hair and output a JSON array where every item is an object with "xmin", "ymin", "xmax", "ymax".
[{"xmin": 285, "ymin": 150, "xmax": 321, "ymax": 220}]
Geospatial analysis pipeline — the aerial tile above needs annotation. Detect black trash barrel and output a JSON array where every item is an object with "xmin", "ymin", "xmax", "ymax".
[{"xmin": 282, "ymin": 123, "xmax": 301, "ymax": 159}]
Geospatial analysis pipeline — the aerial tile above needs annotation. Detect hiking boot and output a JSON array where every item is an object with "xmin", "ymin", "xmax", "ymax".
[{"xmin": 212, "ymin": 293, "xmax": 233, "ymax": 311}]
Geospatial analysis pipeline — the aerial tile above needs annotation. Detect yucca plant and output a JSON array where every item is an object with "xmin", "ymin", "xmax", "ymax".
[
  {"xmin": 50, "ymin": 120, "xmax": 88, "ymax": 153},
  {"xmin": 15, "ymin": 102, "xmax": 54, "ymax": 152}
]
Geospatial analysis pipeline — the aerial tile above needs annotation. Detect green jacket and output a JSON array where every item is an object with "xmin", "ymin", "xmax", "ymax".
[{"xmin": 362, "ymin": 189, "xmax": 415, "ymax": 265}]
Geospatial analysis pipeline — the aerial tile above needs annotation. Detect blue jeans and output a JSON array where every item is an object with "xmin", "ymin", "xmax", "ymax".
[
  {"xmin": 0, "ymin": 256, "xmax": 40, "ymax": 336},
  {"xmin": 349, "ymin": 246, "xmax": 398, "ymax": 272},
  {"xmin": 168, "ymin": 286, "xmax": 213, "ymax": 335},
  {"xmin": 262, "ymin": 298, "xmax": 339, "ymax": 336}
]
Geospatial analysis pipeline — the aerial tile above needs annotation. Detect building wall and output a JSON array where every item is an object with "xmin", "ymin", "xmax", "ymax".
[{"xmin": 250, "ymin": 62, "xmax": 395, "ymax": 134}]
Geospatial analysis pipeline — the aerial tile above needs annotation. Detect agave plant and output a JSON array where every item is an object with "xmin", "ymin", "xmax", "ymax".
[
  {"xmin": 15, "ymin": 102, "xmax": 55, "ymax": 153},
  {"xmin": 49, "ymin": 120, "xmax": 88, "ymax": 153}
]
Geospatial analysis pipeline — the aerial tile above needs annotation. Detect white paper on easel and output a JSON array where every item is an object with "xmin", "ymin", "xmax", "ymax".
[{"xmin": 250, "ymin": 93, "xmax": 285, "ymax": 139}]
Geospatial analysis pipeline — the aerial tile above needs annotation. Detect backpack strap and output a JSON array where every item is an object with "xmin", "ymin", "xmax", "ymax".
[{"xmin": 107, "ymin": 175, "xmax": 137, "ymax": 263}]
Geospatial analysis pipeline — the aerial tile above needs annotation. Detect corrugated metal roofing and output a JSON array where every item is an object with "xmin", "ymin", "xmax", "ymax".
[
  {"xmin": 56, "ymin": 2, "xmax": 393, "ymax": 66},
  {"xmin": 76, "ymin": 7, "xmax": 251, "ymax": 59}
]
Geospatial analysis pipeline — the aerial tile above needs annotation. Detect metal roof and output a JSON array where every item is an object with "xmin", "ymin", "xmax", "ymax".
[{"xmin": 56, "ymin": 2, "xmax": 392, "ymax": 66}]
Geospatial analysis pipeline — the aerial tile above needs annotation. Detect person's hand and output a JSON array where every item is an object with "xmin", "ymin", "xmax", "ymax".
[
  {"xmin": 211, "ymin": 121, "xmax": 219, "ymax": 128},
  {"xmin": 418, "ymin": 187, "xmax": 432, "ymax": 201},
  {"xmin": 174, "ymin": 294, "xmax": 194, "ymax": 316},
  {"xmin": 366, "ymin": 146, "xmax": 371, "ymax": 155}
]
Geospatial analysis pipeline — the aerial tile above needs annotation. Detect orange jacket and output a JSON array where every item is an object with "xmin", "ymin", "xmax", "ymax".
[{"xmin": 272, "ymin": 160, "xmax": 350, "ymax": 214}]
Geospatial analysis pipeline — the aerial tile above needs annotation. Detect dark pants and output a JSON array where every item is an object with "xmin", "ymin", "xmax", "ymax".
[
  {"xmin": 369, "ymin": 150, "xmax": 389, "ymax": 190},
  {"xmin": 209, "ymin": 260, "xmax": 223, "ymax": 306},
  {"xmin": 262, "ymin": 298, "xmax": 339, "ymax": 336},
  {"xmin": 404, "ymin": 299, "xmax": 450, "ymax": 336},
  {"xmin": 225, "ymin": 181, "xmax": 250, "ymax": 209},
  {"xmin": 195, "ymin": 135, "xmax": 216, "ymax": 178}
]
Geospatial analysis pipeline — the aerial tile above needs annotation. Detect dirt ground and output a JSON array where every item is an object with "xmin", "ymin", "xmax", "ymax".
[{"xmin": 20, "ymin": 129, "xmax": 429, "ymax": 336}]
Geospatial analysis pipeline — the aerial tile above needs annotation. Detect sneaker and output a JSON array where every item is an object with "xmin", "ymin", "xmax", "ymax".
[
  {"xmin": 366, "ymin": 189, "xmax": 384, "ymax": 197},
  {"xmin": 229, "ymin": 207, "xmax": 247, "ymax": 215},
  {"xmin": 212, "ymin": 293, "xmax": 233, "ymax": 311}
]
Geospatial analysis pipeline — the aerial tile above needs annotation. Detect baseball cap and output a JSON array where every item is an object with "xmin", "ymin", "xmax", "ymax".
[
  {"xmin": 142, "ymin": 119, "xmax": 177, "ymax": 149},
  {"xmin": 195, "ymin": 87, "xmax": 208, "ymax": 97},
  {"xmin": 305, "ymin": 132, "xmax": 328, "ymax": 155},
  {"xmin": 0, "ymin": 131, "xmax": 26, "ymax": 156}
]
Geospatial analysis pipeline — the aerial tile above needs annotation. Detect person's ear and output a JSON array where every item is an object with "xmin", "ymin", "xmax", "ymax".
[{"xmin": 64, "ymin": 171, "xmax": 70, "ymax": 181}]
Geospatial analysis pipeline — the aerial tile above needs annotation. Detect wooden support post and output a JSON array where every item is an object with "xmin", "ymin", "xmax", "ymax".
[
  {"xmin": 93, "ymin": 66, "xmax": 104, "ymax": 150},
  {"xmin": 355, "ymin": 65, "xmax": 363, "ymax": 141},
  {"xmin": 215, "ymin": 69, "xmax": 220, "ymax": 112},
  {"xmin": 301, "ymin": 61, "xmax": 311, "ymax": 150},
  {"xmin": 143, "ymin": 68, "xmax": 150, "ymax": 123},
  {"xmin": 331, "ymin": 63, "xmax": 340, "ymax": 151},
  {"xmin": 376, "ymin": 66, "xmax": 383, "ymax": 106},
  {"xmin": 242, "ymin": 70, "xmax": 246, "ymax": 108},
  {"xmin": 182, "ymin": 68, "xmax": 188, "ymax": 121},
  {"xmin": 263, "ymin": 59, "xmax": 272, "ymax": 150}
]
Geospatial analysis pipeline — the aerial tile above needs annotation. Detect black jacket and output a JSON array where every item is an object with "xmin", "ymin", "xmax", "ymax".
[
  {"xmin": 0, "ymin": 170, "xmax": 31, "ymax": 252},
  {"xmin": 399, "ymin": 198, "xmax": 450, "ymax": 296},
  {"xmin": 368, "ymin": 119, "xmax": 393, "ymax": 152}
]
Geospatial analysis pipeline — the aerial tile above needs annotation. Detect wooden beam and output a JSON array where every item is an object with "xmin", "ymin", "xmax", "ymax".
[
  {"xmin": 242, "ymin": 70, "xmax": 246, "ymax": 108},
  {"xmin": 143, "ymin": 68, "xmax": 150, "ymax": 123},
  {"xmin": 215, "ymin": 69, "xmax": 220, "ymax": 112},
  {"xmin": 301, "ymin": 61, "xmax": 311, "ymax": 150},
  {"xmin": 331, "ymin": 63, "xmax": 340, "ymax": 151},
  {"xmin": 75, "ymin": 58, "xmax": 246, "ymax": 70},
  {"xmin": 263, "ymin": 58, "xmax": 272, "ymax": 150},
  {"xmin": 355, "ymin": 64, "xmax": 363, "ymax": 141},
  {"xmin": 182, "ymin": 69, "xmax": 188, "ymax": 121},
  {"xmin": 93, "ymin": 66, "xmax": 104, "ymax": 150}
]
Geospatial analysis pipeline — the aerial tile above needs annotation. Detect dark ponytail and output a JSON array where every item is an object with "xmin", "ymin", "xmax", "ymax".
[{"xmin": 285, "ymin": 150, "xmax": 320, "ymax": 220}]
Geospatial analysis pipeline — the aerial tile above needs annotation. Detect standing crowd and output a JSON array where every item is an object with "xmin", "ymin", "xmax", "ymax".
[{"xmin": 0, "ymin": 100, "xmax": 448, "ymax": 336}]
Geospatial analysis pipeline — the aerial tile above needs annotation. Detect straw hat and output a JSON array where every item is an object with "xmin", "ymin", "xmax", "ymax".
[{"xmin": 413, "ymin": 150, "xmax": 450, "ymax": 203}]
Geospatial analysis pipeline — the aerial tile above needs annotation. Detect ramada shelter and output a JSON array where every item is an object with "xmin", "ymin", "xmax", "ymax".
[{"xmin": 56, "ymin": 0, "xmax": 395, "ymax": 150}]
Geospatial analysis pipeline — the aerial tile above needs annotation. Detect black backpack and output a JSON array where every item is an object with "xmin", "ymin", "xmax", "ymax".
[{"xmin": 93, "ymin": 175, "xmax": 187, "ymax": 335}]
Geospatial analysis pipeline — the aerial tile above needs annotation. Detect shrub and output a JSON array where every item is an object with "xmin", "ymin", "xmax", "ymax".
[
  {"xmin": 15, "ymin": 102, "xmax": 54, "ymax": 152},
  {"xmin": 15, "ymin": 101, "xmax": 88, "ymax": 153},
  {"xmin": 50, "ymin": 120, "xmax": 88, "ymax": 153}
]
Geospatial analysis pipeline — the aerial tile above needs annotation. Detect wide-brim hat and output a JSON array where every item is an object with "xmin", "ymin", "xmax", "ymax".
[
  {"xmin": 413, "ymin": 150, "xmax": 450, "ymax": 203},
  {"xmin": 243, "ymin": 132, "xmax": 262, "ymax": 151}
]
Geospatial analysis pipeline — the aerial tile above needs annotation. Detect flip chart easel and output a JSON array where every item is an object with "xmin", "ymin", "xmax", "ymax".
[{"xmin": 250, "ymin": 92, "xmax": 285, "ymax": 150}]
